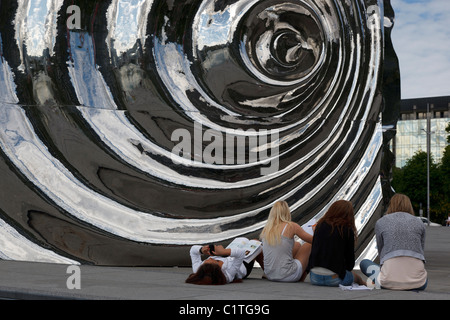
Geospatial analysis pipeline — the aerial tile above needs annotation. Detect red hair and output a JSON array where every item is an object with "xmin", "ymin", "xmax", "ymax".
[{"xmin": 316, "ymin": 200, "xmax": 357, "ymax": 241}]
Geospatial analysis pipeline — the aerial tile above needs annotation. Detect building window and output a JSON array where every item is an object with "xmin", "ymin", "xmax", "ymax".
[
  {"xmin": 417, "ymin": 112, "xmax": 427, "ymax": 119},
  {"xmin": 435, "ymin": 111, "xmax": 444, "ymax": 118},
  {"xmin": 402, "ymin": 113, "xmax": 415, "ymax": 120},
  {"xmin": 394, "ymin": 118, "xmax": 450, "ymax": 168}
]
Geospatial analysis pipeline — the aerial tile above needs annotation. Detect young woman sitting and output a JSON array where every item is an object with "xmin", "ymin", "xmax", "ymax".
[
  {"xmin": 260, "ymin": 201, "xmax": 313, "ymax": 282},
  {"xmin": 307, "ymin": 200, "xmax": 365, "ymax": 287},
  {"xmin": 359, "ymin": 194, "xmax": 427, "ymax": 291}
]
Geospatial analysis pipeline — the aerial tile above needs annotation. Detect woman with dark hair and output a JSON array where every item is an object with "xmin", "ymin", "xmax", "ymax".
[
  {"xmin": 307, "ymin": 200, "xmax": 365, "ymax": 287},
  {"xmin": 186, "ymin": 241, "xmax": 261, "ymax": 285},
  {"xmin": 359, "ymin": 193, "xmax": 427, "ymax": 290}
]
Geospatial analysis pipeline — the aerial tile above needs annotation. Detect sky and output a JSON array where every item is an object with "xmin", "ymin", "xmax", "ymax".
[{"xmin": 390, "ymin": 0, "xmax": 450, "ymax": 99}]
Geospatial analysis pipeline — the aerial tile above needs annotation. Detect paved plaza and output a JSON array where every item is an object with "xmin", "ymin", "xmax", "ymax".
[{"xmin": 0, "ymin": 226, "xmax": 448, "ymax": 303}]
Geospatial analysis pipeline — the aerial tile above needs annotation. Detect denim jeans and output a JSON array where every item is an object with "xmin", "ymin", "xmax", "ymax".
[
  {"xmin": 310, "ymin": 270, "xmax": 353, "ymax": 287},
  {"xmin": 359, "ymin": 259, "xmax": 380, "ymax": 280}
]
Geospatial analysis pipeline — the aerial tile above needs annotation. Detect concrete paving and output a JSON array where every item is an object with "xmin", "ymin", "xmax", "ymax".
[{"xmin": 0, "ymin": 226, "xmax": 449, "ymax": 301}]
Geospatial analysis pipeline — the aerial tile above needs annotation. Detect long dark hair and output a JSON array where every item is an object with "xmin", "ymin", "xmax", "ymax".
[
  {"xmin": 185, "ymin": 263, "xmax": 227, "ymax": 285},
  {"xmin": 316, "ymin": 200, "xmax": 357, "ymax": 242}
]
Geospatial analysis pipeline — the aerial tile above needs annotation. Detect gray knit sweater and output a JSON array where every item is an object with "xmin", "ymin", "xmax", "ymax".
[{"xmin": 375, "ymin": 212, "xmax": 426, "ymax": 265}]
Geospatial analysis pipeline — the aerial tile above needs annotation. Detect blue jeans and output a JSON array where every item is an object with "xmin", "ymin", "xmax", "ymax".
[
  {"xmin": 310, "ymin": 270, "xmax": 353, "ymax": 287},
  {"xmin": 359, "ymin": 259, "xmax": 428, "ymax": 291},
  {"xmin": 359, "ymin": 259, "xmax": 380, "ymax": 281}
]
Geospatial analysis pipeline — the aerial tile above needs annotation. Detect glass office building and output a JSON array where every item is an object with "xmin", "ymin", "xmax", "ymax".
[{"xmin": 391, "ymin": 96, "xmax": 450, "ymax": 168}]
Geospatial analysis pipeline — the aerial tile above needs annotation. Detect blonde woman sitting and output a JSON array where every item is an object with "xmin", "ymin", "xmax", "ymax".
[{"xmin": 260, "ymin": 201, "xmax": 313, "ymax": 282}]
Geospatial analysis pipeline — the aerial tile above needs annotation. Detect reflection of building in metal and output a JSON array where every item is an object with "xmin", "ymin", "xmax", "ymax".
[
  {"xmin": 0, "ymin": 0, "xmax": 398, "ymax": 266},
  {"xmin": 391, "ymin": 96, "xmax": 450, "ymax": 168}
]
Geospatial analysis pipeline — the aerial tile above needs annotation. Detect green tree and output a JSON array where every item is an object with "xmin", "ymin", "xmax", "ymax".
[
  {"xmin": 446, "ymin": 122, "xmax": 450, "ymax": 143},
  {"xmin": 391, "ymin": 150, "xmax": 441, "ymax": 220},
  {"xmin": 391, "ymin": 122, "xmax": 450, "ymax": 224},
  {"xmin": 442, "ymin": 123, "xmax": 450, "ymax": 194},
  {"xmin": 437, "ymin": 123, "xmax": 450, "ymax": 222}
]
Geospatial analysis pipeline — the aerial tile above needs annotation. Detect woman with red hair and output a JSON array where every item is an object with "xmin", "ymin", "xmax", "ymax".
[{"xmin": 307, "ymin": 200, "xmax": 365, "ymax": 286}]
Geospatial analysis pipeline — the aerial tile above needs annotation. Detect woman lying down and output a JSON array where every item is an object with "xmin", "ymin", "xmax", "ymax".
[{"xmin": 186, "ymin": 239, "xmax": 263, "ymax": 285}]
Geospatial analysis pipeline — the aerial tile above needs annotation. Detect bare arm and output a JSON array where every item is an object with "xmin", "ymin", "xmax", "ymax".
[
  {"xmin": 291, "ymin": 223, "xmax": 313, "ymax": 243},
  {"xmin": 211, "ymin": 245, "xmax": 232, "ymax": 256}
]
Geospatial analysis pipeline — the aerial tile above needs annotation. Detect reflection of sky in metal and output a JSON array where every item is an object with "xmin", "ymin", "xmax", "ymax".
[
  {"xmin": 106, "ymin": 0, "xmax": 153, "ymax": 56},
  {"xmin": 67, "ymin": 32, "xmax": 117, "ymax": 109},
  {"xmin": 0, "ymin": 0, "xmax": 394, "ymax": 266},
  {"xmin": 194, "ymin": 2, "xmax": 232, "ymax": 51},
  {"xmin": 14, "ymin": 0, "xmax": 63, "ymax": 64}
]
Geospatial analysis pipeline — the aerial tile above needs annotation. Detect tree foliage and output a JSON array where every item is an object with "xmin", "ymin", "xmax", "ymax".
[
  {"xmin": 391, "ymin": 122, "xmax": 450, "ymax": 224},
  {"xmin": 392, "ymin": 151, "xmax": 440, "ymax": 211},
  {"xmin": 447, "ymin": 122, "xmax": 450, "ymax": 143},
  {"xmin": 443, "ymin": 124, "xmax": 450, "ymax": 206}
]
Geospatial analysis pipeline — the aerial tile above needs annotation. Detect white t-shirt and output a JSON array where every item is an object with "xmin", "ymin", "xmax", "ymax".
[{"xmin": 189, "ymin": 245, "xmax": 247, "ymax": 283}]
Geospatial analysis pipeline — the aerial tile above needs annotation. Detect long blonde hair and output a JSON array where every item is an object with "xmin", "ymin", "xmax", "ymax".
[
  {"xmin": 260, "ymin": 201, "xmax": 292, "ymax": 246},
  {"xmin": 386, "ymin": 193, "xmax": 415, "ymax": 215}
]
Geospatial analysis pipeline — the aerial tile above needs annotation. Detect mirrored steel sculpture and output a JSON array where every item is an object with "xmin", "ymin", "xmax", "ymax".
[{"xmin": 0, "ymin": 0, "xmax": 400, "ymax": 266}]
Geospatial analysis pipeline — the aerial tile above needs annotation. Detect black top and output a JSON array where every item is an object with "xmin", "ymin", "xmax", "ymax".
[{"xmin": 306, "ymin": 221, "xmax": 355, "ymax": 279}]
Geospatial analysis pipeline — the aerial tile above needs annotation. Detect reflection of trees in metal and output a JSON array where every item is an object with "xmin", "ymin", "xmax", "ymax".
[{"xmin": 0, "ymin": 0, "xmax": 398, "ymax": 266}]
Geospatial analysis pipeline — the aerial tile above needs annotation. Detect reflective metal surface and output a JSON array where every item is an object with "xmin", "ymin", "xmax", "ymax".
[{"xmin": 0, "ymin": 0, "xmax": 398, "ymax": 266}]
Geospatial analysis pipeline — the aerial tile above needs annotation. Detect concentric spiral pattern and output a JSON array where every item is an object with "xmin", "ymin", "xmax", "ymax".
[{"xmin": 0, "ymin": 0, "xmax": 397, "ymax": 266}]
